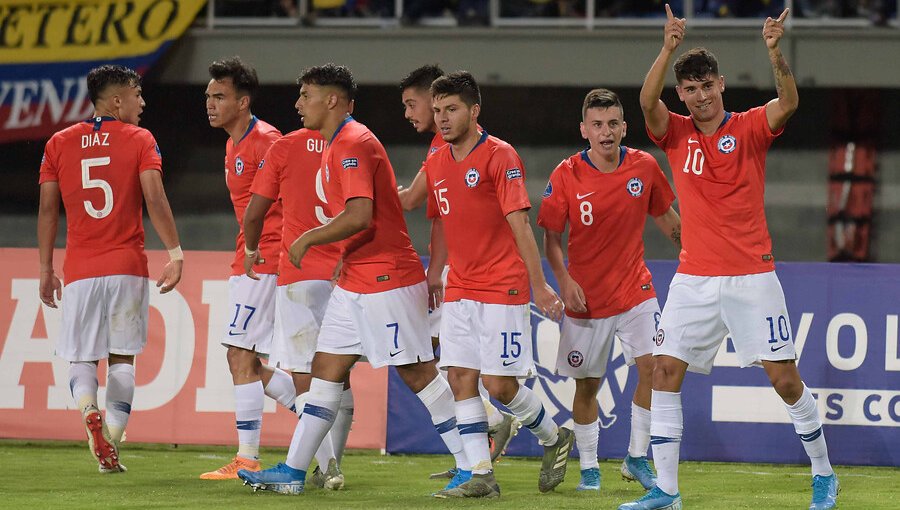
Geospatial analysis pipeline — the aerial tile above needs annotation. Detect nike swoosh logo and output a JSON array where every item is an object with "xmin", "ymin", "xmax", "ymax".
[
  {"xmin": 770, "ymin": 344, "xmax": 788, "ymax": 352},
  {"xmin": 434, "ymin": 179, "xmax": 446, "ymax": 186},
  {"xmin": 688, "ymin": 138, "xmax": 699, "ymax": 144},
  {"xmin": 389, "ymin": 350, "xmax": 405, "ymax": 357},
  {"xmin": 502, "ymin": 359, "xmax": 518, "ymax": 366},
  {"xmin": 228, "ymin": 331, "xmax": 246, "ymax": 336},
  {"xmin": 576, "ymin": 192, "xmax": 595, "ymax": 200}
]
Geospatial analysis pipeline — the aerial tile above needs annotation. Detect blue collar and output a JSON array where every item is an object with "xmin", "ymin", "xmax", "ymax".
[
  {"xmin": 719, "ymin": 111, "xmax": 732, "ymax": 128},
  {"xmin": 580, "ymin": 145, "xmax": 626, "ymax": 171},
  {"xmin": 331, "ymin": 115, "xmax": 354, "ymax": 143},
  {"xmin": 235, "ymin": 116, "xmax": 258, "ymax": 145},
  {"xmin": 85, "ymin": 116, "xmax": 117, "ymax": 131},
  {"xmin": 450, "ymin": 129, "xmax": 489, "ymax": 160}
]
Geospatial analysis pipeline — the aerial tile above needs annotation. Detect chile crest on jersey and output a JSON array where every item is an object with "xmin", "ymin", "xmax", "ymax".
[
  {"xmin": 465, "ymin": 167, "xmax": 480, "ymax": 188},
  {"xmin": 718, "ymin": 134, "xmax": 737, "ymax": 154}
]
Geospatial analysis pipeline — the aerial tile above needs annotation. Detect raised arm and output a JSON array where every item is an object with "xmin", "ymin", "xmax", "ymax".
[
  {"xmin": 140, "ymin": 169, "xmax": 182, "ymax": 293},
  {"xmin": 543, "ymin": 229, "xmax": 586, "ymax": 314},
  {"xmin": 398, "ymin": 170, "xmax": 429, "ymax": 211},
  {"xmin": 37, "ymin": 182, "xmax": 63, "ymax": 308},
  {"xmin": 506, "ymin": 210, "xmax": 563, "ymax": 321},
  {"xmin": 641, "ymin": 3, "xmax": 685, "ymax": 140},
  {"xmin": 652, "ymin": 206, "xmax": 682, "ymax": 254},
  {"xmin": 242, "ymin": 193, "xmax": 275, "ymax": 280},
  {"xmin": 763, "ymin": 8, "xmax": 799, "ymax": 132}
]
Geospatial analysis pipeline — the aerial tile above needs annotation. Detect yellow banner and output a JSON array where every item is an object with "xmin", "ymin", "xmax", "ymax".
[{"xmin": 0, "ymin": 0, "xmax": 206, "ymax": 64}]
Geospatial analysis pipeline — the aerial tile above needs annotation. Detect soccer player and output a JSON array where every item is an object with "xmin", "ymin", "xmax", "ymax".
[
  {"xmin": 398, "ymin": 64, "xmax": 521, "ymax": 472},
  {"xmin": 238, "ymin": 63, "xmax": 468, "ymax": 495},
  {"xmin": 538, "ymin": 88, "xmax": 681, "ymax": 493},
  {"xmin": 423, "ymin": 71, "xmax": 573, "ymax": 498},
  {"xmin": 620, "ymin": 6, "xmax": 838, "ymax": 510},
  {"xmin": 38, "ymin": 64, "xmax": 182, "ymax": 473},
  {"xmin": 241, "ymin": 100, "xmax": 350, "ymax": 490},
  {"xmin": 199, "ymin": 57, "xmax": 300, "ymax": 480}
]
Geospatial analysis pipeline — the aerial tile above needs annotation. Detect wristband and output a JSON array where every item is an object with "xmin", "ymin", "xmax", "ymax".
[
  {"xmin": 168, "ymin": 246, "xmax": 184, "ymax": 261},
  {"xmin": 245, "ymin": 246, "xmax": 259, "ymax": 258}
]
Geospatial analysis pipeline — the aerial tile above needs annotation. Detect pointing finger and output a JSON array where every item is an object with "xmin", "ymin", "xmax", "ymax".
[
  {"xmin": 776, "ymin": 7, "xmax": 789, "ymax": 23},
  {"xmin": 665, "ymin": 3, "xmax": 674, "ymax": 20}
]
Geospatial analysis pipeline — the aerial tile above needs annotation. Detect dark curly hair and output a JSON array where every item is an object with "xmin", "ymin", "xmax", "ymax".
[
  {"xmin": 674, "ymin": 47, "xmax": 720, "ymax": 83},
  {"xmin": 208, "ymin": 56, "xmax": 259, "ymax": 105},
  {"xmin": 430, "ymin": 71, "xmax": 481, "ymax": 107},
  {"xmin": 87, "ymin": 65, "xmax": 140, "ymax": 104},
  {"xmin": 400, "ymin": 64, "xmax": 445, "ymax": 92},
  {"xmin": 298, "ymin": 63, "xmax": 357, "ymax": 101}
]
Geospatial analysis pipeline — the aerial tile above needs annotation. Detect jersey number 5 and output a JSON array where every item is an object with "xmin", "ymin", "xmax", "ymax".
[{"xmin": 81, "ymin": 157, "xmax": 113, "ymax": 219}]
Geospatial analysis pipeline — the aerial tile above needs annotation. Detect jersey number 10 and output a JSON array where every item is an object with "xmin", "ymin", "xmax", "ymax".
[{"xmin": 682, "ymin": 148, "xmax": 705, "ymax": 175}]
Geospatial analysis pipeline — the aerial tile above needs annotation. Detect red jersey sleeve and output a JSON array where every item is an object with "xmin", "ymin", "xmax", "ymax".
[
  {"xmin": 334, "ymin": 137, "xmax": 377, "ymax": 203},
  {"xmin": 647, "ymin": 111, "xmax": 688, "ymax": 151},
  {"xmin": 536, "ymin": 161, "xmax": 569, "ymax": 233},
  {"xmin": 423, "ymin": 157, "xmax": 440, "ymax": 220},
  {"xmin": 747, "ymin": 105, "xmax": 783, "ymax": 148},
  {"xmin": 489, "ymin": 144, "xmax": 530, "ymax": 216},
  {"xmin": 137, "ymin": 130, "xmax": 162, "ymax": 174},
  {"xmin": 250, "ymin": 137, "xmax": 286, "ymax": 201},
  {"xmin": 38, "ymin": 136, "xmax": 60, "ymax": 184},
  {"xmin": 647, "ymin": 160, "xmax": 676, "ymax": 217}
]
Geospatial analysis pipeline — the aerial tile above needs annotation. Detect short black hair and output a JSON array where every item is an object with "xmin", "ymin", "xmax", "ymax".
[
  {"xmin": 298, "ymin": 63, "xmax": 357, "ymax": 101},
  {"xmin": 400, "ymin": 64, "xmax": 445, "ymax": 92},
  {"xmin": 208, "ymin": 56, "xmax": 259, "ymax": 104},
  {"xmin": 582, "ymin": 88, "xmax": 624, "ymax": 119},
  {"xmin": 87, "ymin": 65, "xmax": 140, "ymax": 104},
  {"xmin": 430, "ymin": 71, "xmax": 481, "ymax": 107},
  {"xmin": 674, "ymin": 47, "xmax": 720, "ymax": 83}
]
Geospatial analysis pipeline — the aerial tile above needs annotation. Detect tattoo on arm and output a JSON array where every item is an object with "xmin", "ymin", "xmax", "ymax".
[
  {"xmin": 770, "ymin": 51, "xmax": 793, "ymax": 98},
  {"xmin": 671, "ymin": 227, "xmax": 682, "ymax": 250}
]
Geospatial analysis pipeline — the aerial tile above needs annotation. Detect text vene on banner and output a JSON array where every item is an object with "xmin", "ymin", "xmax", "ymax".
[{"xmin": 0, "ymin": 248, "xmax": 388, "ymax": 450}]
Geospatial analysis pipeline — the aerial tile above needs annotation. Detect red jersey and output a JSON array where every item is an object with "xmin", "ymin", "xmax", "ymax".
[
  {"xmin": 424, "ymin": 132, "xmax": 531, "ymax": 305},
  {"xmin": 649, "ymin": 107, "xmax": 781, "ymax": 276},
  {"xmin": 251, "ymin": 129, "xmax": 340, "ymax": 286},
  {"xmin": 537, "ymin": 147, "xmax": 674, "ymax": 318},
  {"xmin": 322, "ymin": 117, "xmax": 424, "ymax": 293},
  {"xmin": 39, "ymin": 117, "xmax": 161, "ymax": 284},
  {"xmin": 225, "ymin": 116, "xmax": 282, "ymax": 276}
]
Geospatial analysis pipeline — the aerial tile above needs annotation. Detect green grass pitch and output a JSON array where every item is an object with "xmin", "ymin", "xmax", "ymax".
[{"xmin": 0, "ymin": 440, "xmax": 895, "ymax": 509}]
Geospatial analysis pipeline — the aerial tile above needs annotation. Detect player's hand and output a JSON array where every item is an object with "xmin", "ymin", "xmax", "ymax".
[
  {"xmin": 764, "ymin": 8, "xmax": 789, "ymax": 50},
  {"xmin": 157, "ymin": 259, "xmax": 183, "ymax": 294},
  {"xmin": 427, "ymin": 268, "xmax": 444, "ymax": 310},
  {"xmin": 289, "ymin": 236, "xmax": 310, "ymax": 269},
  {"xmin": 559, "ymin": 275, "xmax": 587, "ymax": 314},
  {"xmin": 243, "ymin": 249, "xmax": 264, "ymax": 281},
  {"xmin": 534, "ymin": 282, "xmax": 564, "ymax": 321},
  {"xmin": 39, "ymin": 270, "xmax": 62, "ymax": 308},
  {"xmin": 664, "ymin": 3, "xmax": 686, "ymax": 52},
  {"xmin": 330, "ymin": 259, "xmax": 343, "ymax": 288}
]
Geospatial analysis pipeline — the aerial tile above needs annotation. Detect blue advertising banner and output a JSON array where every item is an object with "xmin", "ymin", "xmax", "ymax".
[{"xmin": 387, "ymin": 260, "xmax": 900, "ymax": 466}]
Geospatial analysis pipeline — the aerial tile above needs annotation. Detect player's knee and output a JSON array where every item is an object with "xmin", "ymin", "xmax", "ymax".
[
  {"xmin": 770, "ymin": 372, "xmax": 803, "ymax": 402},
  {"xmin": 652, "ymin": 356, "xmax": 685, "ymax": 391},
  {"xmin": 396, "ymin": 362, "xmax": 436, "ymax": 393},
  {"xmin": 226, "ymin": 347, "xmax": 260, "ymax": 378},
  {"xmin": 483, "ymin": 377, "xmax": 517, "ymax": 403},
  {"xmin": 574, "ymin": 378, "xmax": 601, "ymax": 400}
]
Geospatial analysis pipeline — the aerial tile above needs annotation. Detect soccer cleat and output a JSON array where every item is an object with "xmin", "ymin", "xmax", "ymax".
[
  {"xmin": 538, "ymin": 427, "xmax": 574, "ymax": 493},
  {"xmin": 322, "ymin": 458, "xmax": 345, "ymax": 490},
  {"xmin": 238, "ymin": 463, "xmax": 305, "ymax": 495},
  {"xmin": 577, "ymin": 467, "xmax": 601, "ymax": 491},
  {"xmin": 429, "ymin": 467, "xmax": 458, "ymax": 480},
  {"xmin": 442, "ymin": 469, "xmax": 472, "ymax": 491},
  {"xmin": 809, "ymin": 473, "xmax": 840, "ymax": 510},
  {"xmin": 434, "ymin": 472, "xmax": 500, "ymax": 498},
  {"xmin": 488, "ymin": 411, "xmax": 521, "ymax": 463},
  {"xmin": 308, "ymin": 465, "xmax": 326, "ymax": 488},
  {"xmin": 618, "ymin": 486, "xmax": 682, "ymax": 510},
  {"xmin": 99, "ymin": 462, "xmax": 127, "ymax": 474},
  {"xmin": 200, "ymin": 456, "xmax": 261, "ymax": 480},
  {"xmin": 82, "ymin": 405, "xmax": 121, "ymax": 473},
  {"xmin": 621, "ymin": 455, "xmax": 658, "ymax": 490}
]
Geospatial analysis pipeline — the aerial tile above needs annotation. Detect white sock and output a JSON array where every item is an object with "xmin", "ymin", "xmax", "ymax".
[
  {"xmin": 573, "ymin": 420, "xmax": 599, "ymax": 470},
  {"xmin": 264, "ymin": 368, "xmax": 298, "ymax": 413},
  {"xmin": 628, "ymin": 402, "xmax": 652, "ymax": 458},
  {"xmin": 417, "ymin": 375, "xmax": 469, "ymax": 470},
  {"xmin": 286, "ymin": 378, "xmax": 342, "ymax": 471},
  {"xmin": 456, "ymin": 396, "xmax": 490, "ymax": 474},
  {"xmin": 314, "ymin": 431, "xmax": 337, "ymax": 469},
  {"xmin": 331, "ymin": 389, "xmax": 354, "ymax": 465},
  {"xmin": 69, "ymin": 362, "xmax": 98, "ymax": 413},
  {"xmin": 650, "ymin": 390, "xmax": 682, "ymax": 496},
  {"xmin": 105, "ymin": 363, "xmax": 135, "ymax": 443},
  {"xmin": 784, "ymin": 385, "xmax": 833, "ymax": 477},
  {"xmin": 506, "ymin": 385, "xmax": 558, "ymax": 446},
  {"xmin": 234, "ymin": 380, "xmax": 264, "ymax": 460},
  {"xmin": 479, "ymin": 379, "xmax": 503, "ymax": 428}
]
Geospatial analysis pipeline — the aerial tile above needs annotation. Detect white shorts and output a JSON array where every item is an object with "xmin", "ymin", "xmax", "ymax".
[
  {"xmin": 57, "ymin": 275, "xmax": 149, "ymax": 362},
  {"xmin": 655, "ymin": 271, "xmax": 797, "ymax": 374},
  {"xmin": 428, "ymin": 265, "xmax": 450, "ymax": 339},
  {"xmin": 556, "ymin": 298, "xmax": 660, "ymax": 379},
  {"xmin": 270, "ymin": 280, "xmax": 333, "ymax": 373},
  {"xmin": 438, "ymin": 300, "xmax": 535, "ymax": 378},
  {"xmin": 316, "ymin": 282, "xmax": 434, "ymax": 369},
  {"xmin": 222, "ymin": 274, "xmax": 277, "ymax": 354}
]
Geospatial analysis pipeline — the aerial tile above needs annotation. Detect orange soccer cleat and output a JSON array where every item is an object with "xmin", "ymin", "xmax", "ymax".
[{"xmin": 200, "ymin": 456, "xmax": 261, "ymax": 480}]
